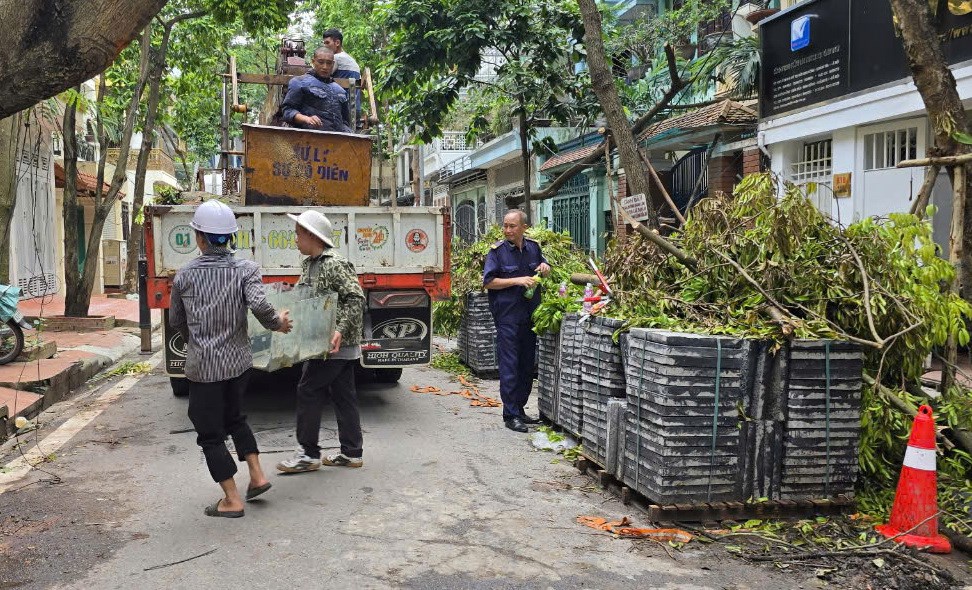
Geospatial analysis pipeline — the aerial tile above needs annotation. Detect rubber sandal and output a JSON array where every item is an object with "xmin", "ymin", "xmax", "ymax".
[
  {"xmin": 246, "ymin": 482, "xmax": 272, "ymax": 501},
  {"xmin": 204, "ymin": 500, "xmax": 244, "ymax": 518}
]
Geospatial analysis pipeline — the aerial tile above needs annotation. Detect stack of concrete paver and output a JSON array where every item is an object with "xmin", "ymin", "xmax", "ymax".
[
  {"xmin": 622, "ymin": 329, "xmax": 755, "ymax": 504},
  {"xmin": 580, "ymin": 316, "xmax": 627, "ymax": 470},
  {"xmin": 779, "ymin": 340, "xmax": 863, "ymax": 500},
  {"xmin": 458, "ymin": 293, "xmax": 498, "ymax": 377},
  {"xmin": 537, "ymin": 331, "xmax": 561, "ymax": 422},
  {"xmin": 555, "ymin": 313, "xmax": 584, "ymax": 438},
  {"xmin": 739, "ymin": 340, "xmax": 787, "ymax": 501}
]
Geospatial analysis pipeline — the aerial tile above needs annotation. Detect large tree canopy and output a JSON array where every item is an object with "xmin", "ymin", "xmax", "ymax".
[
  {"xmin": 0, "ymin": 0, "xmax": 167, "ymax": 118},
  {"xmin": 0, "ymin": 0, "xmax": 297, "ymax": 120}
]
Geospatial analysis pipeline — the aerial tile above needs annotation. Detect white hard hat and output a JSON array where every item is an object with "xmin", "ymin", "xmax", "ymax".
[
  {"xmin": 288, "ymin": 210, "xmax": 335, "ymax": 248},
  {"xmin": 190, "ymin": 200, "xmax": 239, "ymax": 234}
]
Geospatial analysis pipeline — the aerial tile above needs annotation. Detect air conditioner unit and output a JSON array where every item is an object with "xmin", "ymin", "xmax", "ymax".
[{"xmin": 102, "ymin": 239, "xmax": 127, "ymax": 288}]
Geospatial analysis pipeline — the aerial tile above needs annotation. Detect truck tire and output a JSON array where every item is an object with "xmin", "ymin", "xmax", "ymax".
[
  {"xmin": 374, "ymin": 368, "xmax": 403, "ymax": 383},
  {"xmin": 171, "ymin": 377, "xmax": 190, "ymax": 397}
]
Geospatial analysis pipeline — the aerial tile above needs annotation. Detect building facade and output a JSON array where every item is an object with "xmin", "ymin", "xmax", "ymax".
[{"xmin": 758, "ymin": 0, "xmax": 970, "ymax": 251}]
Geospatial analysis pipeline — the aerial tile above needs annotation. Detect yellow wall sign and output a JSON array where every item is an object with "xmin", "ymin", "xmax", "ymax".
[{"xmin": 833, "ymin": 172, "xmax": 851, "ymax": 198}]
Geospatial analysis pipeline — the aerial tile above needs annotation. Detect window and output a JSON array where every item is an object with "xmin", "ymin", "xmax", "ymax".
[
  {"xmin": 791, "ymin": 139, "xmax": 832, "ymax": 183},
  {"xmin": 864, "ymin": 127, "xmax": 917, "ymax": 170},
  {"xmin": 121, "ymin": 202, "xmax": 130, "ymax": 241}
]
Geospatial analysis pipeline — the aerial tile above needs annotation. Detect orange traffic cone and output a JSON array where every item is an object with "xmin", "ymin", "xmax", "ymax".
[{"xmin": 876, "ymin": 404, "xmax": 951, "ymax": 553}]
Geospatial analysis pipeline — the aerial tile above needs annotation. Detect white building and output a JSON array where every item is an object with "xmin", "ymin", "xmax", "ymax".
[{"xmin": 757, "ymin": 0, "xmax": 968, "ymax": 249}]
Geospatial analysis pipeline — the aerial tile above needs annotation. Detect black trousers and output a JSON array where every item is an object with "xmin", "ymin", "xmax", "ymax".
[
  {"xmin": 187, "ymin": 371, "xmax": 258, "ymax": 483},
  {"xmin": 296, "ymin": 359, "xmax": 363, "ymax": 459}
]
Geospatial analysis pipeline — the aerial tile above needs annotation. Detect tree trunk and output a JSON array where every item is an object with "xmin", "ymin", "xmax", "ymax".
[
  {"xmin": 62, "ymin": 26, "xmax": 152, "ymax": 317},
  {"xmin": 125, "ymin": 17, "xmax": 191, "ymax": 293},
  {"xmin": 0, "ymin": 114, "xmax": 20, "ymax": 283},
  {"xmin": 577, "ymin": 0, "xmax": 658, "ymax": 228},
  {"xmin": 888, "ymin": 0, "xmax": 972, "ymax": 390},
  {"xmin": 62, "ymin": 91, "xmax": 84, "ymax": 316},
  {"xmin": 517, "ymin": 102, "xmax": 533, "ymax": 225},
  {"xmin": 0, "ymin": 0, "xmax": 167, "ymax": 118},
  {"xmin": 944, "ymin": 164, "xmax": 966, "ymax": 394}
]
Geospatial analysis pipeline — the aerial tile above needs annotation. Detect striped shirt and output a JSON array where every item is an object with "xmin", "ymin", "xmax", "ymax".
[{"xmin": 169, "ymin": 248, "xmax": 282, "ymax": 383}]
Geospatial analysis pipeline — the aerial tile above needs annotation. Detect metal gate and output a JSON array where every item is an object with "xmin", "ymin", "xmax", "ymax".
[
  {"xmin": 11, "ymin": 148, "xmax": 57, "ymax": 298},
  {"xmin": 551, "ymin": 173, "xmax": 589, "ymax": 251},
  {"xmin": 671, "ymin": 147, "xmax": 708, "ymax": 212},
  {"xmin": 454, "ymin": 200, "xmax": 477, "ymax": 244},
  {"xmin": 477, "ymin": 198, "xmax": 488, "ymax": 235}
]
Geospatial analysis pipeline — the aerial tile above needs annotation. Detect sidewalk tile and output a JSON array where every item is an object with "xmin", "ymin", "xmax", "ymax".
[{"xmin": 0, "ymin": 387, "xmax": 42, "ymax": 416}]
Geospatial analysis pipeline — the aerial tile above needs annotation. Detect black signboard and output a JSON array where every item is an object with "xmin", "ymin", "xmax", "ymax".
[
  {"xmin": 761, "ymin": 0, "xmax": 850, "ymax": 117},
  {"xmin": 760, "ymin": 0, "xmax": 972, "ymax": 118}
]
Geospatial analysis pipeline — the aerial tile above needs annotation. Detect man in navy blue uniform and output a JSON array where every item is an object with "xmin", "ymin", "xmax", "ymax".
[
  {"xmin": 482, "ymin": 209, "xmax": 551, "ymax": 433},
  {"xmin": 281, "ymin": 47, "xmax": 352, "ymax": 133}
]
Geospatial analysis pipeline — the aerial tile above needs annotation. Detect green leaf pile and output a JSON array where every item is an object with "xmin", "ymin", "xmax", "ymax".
[
  {"xmin": 433, "ymin": 224, "xmax": 589, "ymax": 336},
  {"xmin": 601, "ymin": 173, "xmax": 972, "ymax": 523}
]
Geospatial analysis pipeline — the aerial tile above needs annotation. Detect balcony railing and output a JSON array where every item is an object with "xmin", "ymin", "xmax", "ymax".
[
  {"xmin": 697, "ymin": 10, "xmax": 734, "ymax": 54},
  {"xmin": 437, "ymin": 153, "xmax": 474, "ymax": 183},
  {"xmin": 106, "ymin": 147, "xmax": 176, "ymax": 177},
  {"xmin": 435, "ymin": 131, "xmax": 482, "ymax": 152}
]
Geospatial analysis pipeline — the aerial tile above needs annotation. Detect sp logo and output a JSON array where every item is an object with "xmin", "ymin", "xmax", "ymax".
[
  {"xmin": 374, "ymin": 318, "xmax": 428, "ymax": 340},
  {"xmin": 168, "ymin": 330, "xmax": 187, "ymax": 358}
]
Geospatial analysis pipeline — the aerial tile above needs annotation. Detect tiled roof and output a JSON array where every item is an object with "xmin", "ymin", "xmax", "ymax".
[
  {"xmin": 54, "ymin": 162, "xmax": 122, "ymax": 196},
  {"xmin": 539, "ymin": 142, "xmax": 604, "ymax": 172},
  {"xmin": 637, "ymin": 99, "xmax": 757, "ymax": 143},
  {"xmin": 538, "ymin": 99, "xmax": 756, "ymax": 173}
]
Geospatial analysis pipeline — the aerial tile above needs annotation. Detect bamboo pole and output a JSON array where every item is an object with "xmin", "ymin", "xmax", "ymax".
[
  {"xmin": 943, "ymin": 164, "xmax": 966, "ymax": 393},
  {"xmin": 897, "ymin": 152, "xmax": 972, "ymax": 168},
  {"xmin": 638, "ymin": 151, "xmax": 686, "ymax": 225}
]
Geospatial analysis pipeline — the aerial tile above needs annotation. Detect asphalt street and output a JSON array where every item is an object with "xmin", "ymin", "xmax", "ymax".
[{"xmin": 0, "ymin": 353, "xmax": 854, "ymax": 589}]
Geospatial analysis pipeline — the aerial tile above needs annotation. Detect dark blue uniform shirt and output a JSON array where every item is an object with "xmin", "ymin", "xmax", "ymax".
[
  {"xmin": 482, "ymin": 238, "xmax": 547, "ymax": 324},
  {"xmin": 281, "ymin": 73, "xmax": 352, "ymax": 133}
]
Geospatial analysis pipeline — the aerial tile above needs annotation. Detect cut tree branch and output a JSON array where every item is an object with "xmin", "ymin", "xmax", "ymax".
[
  {"xmin": 532, "ymin": 46, "xmax": 688, "ymax": 202},
  {"xmin": 909, "ymin": 164, "xmax": 941, "ymax": 216},
  {"xmin": 638, "ymin": 150, "xmax": 685, "ymax": 225},
  {"xmin": 711, "ymin": 250, "xmax": 789, "ymax": 325},
  {"xmin": 615, "ymin": 204, "xmax": 698, "ymax": 269}
]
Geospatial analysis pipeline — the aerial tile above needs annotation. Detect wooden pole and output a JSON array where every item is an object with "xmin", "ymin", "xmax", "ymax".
[
  {"xmin": 604, "ymin": 139, "xmax": 618, "ymax": 236},
  {"xmin": 897, "ymin": 153, "xmax": 972, "ymax": 168},
  {"xmin": 943, "ymin": 164, "xmax": 966, "ymax": 393},
  {"xmin": 638, "ymin": 150, "xmax": 686, "ymax": 225}
]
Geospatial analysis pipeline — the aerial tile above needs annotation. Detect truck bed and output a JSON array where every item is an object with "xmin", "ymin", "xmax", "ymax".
[{"xmin": 144, "ymin": 204, "xmax": 451, "ymax": 308}]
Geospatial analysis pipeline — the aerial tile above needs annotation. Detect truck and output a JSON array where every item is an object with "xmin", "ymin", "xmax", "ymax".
[{"xmin": 145, "ymin": 43, "xmax": 450, "ymax": 395}]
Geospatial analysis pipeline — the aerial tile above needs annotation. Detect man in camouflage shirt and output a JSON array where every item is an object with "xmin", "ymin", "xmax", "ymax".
[{"xmin": 277, "ymin": 210, "xmax": 366, "ymax": 473}]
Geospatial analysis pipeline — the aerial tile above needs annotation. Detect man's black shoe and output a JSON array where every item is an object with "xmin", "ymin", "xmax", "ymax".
[
  {"xmin": 520, "ymin": 415, "xmax": 541, "ymax": 425},
  {"xmin": 504, "ymin": 417, "xmax": 528, "ymax": 433}
]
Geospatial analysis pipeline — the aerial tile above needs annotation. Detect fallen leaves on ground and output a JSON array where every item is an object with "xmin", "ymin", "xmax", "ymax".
[
  {"xmin": 577, "ymin": 516, "xmax": 694, "ymax": 543},
  {"xmin": 409, "ymin": 375, "xmax": 502, "ymax": 408}
]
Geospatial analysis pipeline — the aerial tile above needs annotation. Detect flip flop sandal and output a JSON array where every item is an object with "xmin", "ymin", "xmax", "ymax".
[
  {"xmin": 204, "ymin": 500, "xmax": 244, "ymax": 518},
  {"xmin": 246, "ymin": 482, "xmax": 272, "ymax": 501}
]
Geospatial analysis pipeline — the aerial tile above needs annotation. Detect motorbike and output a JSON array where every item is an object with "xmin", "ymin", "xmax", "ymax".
[{"xmin": 0, "ymin": 284, "xmax": 33, "ymax": 365}]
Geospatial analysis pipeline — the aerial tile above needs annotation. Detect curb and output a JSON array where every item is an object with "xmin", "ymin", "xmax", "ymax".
[{"xmin": 0, "ymin": 329, "xmax": 144, "ymax": 439}]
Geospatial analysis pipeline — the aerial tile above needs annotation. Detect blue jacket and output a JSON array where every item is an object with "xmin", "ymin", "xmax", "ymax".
[
  {"xmin": 482, "ymin": 238, "xmax": 548, "ymax": 324},
  {"xmin": 281, "ymin": 73, "xmax": 352, "ymax": 133}
]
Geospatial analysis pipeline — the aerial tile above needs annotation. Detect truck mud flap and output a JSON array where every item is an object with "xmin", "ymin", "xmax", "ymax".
[
  {"xmin": 162, "ymin": 309, "xmax": 187, "ymax": 377},
  {"xmin": 360, "ymin": 290, "xmax": 431, "ymax": 368}
]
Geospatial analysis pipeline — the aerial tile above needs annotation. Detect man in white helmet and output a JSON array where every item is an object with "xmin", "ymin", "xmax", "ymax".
[
  {"xmin": 277, "ymin": 209, "xmax": 366, "ymax": 473},
  {"xmin": 169, "ymin": 199, "xmax": 293, "ymax": 518}
]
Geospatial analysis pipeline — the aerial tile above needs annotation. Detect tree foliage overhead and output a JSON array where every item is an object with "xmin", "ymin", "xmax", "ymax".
[
  {"xmin": 380, "ymin": 0, "xmax": 591, "ymax": 143},
  {"xmin": 308, "ymin": 0, "xmax": 384, "ymax": 71}
]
